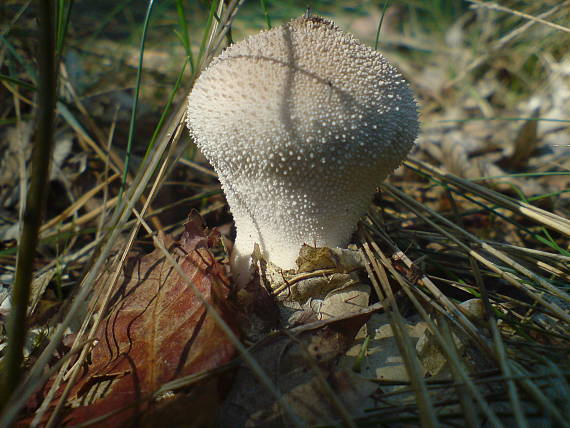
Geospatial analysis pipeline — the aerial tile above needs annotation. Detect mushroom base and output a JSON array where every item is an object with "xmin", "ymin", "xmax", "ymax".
[{"xmin": 228, "ymin": 208, "xmax": 367, "ymax": 285}]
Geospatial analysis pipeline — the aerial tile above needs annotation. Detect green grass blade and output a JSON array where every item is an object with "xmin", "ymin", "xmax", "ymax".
[
  {"xmin": 145, "ymin": 58, "xmax": 188, "ymax": 158},
  {"xmin": 55, "ymin": 0, "xmax": 73, "ymax": 61},
  {"xmin": 175, "ymin": 0, "xmax": 194, "ymax": 74},
  {"xmin": 260, "ymin": 0, "xmax": 272, "ymax": 29},
  {"xmin": 405, "ymin": 162, "xmax": 568, "ymax": 254},
  {"xmin": 0, "ymin": 34, "xmax": 38, "ymax": 81},
  {"xmin": 119, "ymin": 0, "xmax": 156, "ymax": 200},
  {"xmin": 374, "ymin": 0, "xmax": 391, "ymax": 50},
  {"xmin": 0, "ymin": 73, "xmax": 36, "ymax": 91},
  {"xmin": 0, "ymin": 0, "xmax": 32, "ymax": 39},
  {"xmin": 196, "ymin": 0, "xmax": 220, "ymax": 71},
  {"xmin": 89, "ymin": 0, "xmax": 130, "ymax": 41}
]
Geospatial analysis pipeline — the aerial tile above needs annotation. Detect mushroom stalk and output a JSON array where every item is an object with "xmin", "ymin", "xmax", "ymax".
[{"xmin": 187, "ymin": 16, "xmax": 419, "ymax": 284}]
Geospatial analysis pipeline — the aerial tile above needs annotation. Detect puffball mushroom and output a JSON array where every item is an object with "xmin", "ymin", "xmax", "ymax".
[{"xmin": 187, "ymin": 16, "xmax": 419, "ymax": 284}]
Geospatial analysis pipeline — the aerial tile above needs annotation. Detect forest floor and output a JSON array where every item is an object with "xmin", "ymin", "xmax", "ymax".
[{"xmin": 1, "ymin": 1, "xmax": 569, "ymax": 426}]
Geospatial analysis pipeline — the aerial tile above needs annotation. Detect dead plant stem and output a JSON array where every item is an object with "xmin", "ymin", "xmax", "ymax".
[{"xmin": 0, "ymin": 0, "xmax": 57, "ymax": 409}]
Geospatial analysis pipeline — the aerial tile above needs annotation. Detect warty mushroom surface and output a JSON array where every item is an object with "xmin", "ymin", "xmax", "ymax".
[{"xmin": 187, "ymin": 16, "xmax": 419, "ymax": 284}]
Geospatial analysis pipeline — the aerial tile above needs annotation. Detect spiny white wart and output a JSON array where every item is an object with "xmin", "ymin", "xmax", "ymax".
[{"xmin": 187, "ymin": 16, "xmax": 419, "ymax": 284}]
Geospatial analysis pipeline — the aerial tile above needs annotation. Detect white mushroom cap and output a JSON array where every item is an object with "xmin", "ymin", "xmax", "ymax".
[{"xmin": 187, "ymin": 16, "xmax": 419, "ymax": 283}]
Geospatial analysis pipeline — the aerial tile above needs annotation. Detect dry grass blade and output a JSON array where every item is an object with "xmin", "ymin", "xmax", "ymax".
[
  {"xmin": 439, "ymin": 316, "xmax": 481, "ymax": 427},
  {"xmin": 406, "ymin": 159, "xmax": 570, "ymax": 236},
  {"xmin": 509, "ymin": 361, "xmax": 569, "ymax": 427},
  {"xmin": 41, "ymin": 140, "xmax": 177, "ymax": 428},
  {"xmin": 178, "ymin": 157, "xmax": 219, "ymax": 178},
  {"xmin": 40, "ymin": 196, "xmax": 118, "ymax": 239},
  {"xmin": 359, "ymin": 150, "xmax": 569, "ymax": 425},
  {"xmin": 40, "ymin": 173, "xmax": 119, "ymax": 233},
  {"xmin": 281, "ymin": 330, "xmax": 357, "ymax": 428},
  {"xmin": 365, "ymin": 212, "xmax": 492, "ymax": 352},
  {"xmin": 0, "ymin": 0, "xmax": 31, "ymax": 39},
  {"xmin": 467, "ymin": 0, "xmax": 570, "ymax": 34},
  {"xmin": 382, "ymin": 183, "xmax": 570, "ymax": 324},
  {"xmin": 201, "ymin": 0, "xmax": 246, "ymax": 69},
  {"xmin": 57, "ymin": 104, "xmax": 123, "ymax": 182},
  {"xmin": 359, "ymin": 228, "xmax": 506, "ymax": 428},
  {"xmin": 480, "ymin": 242, "xmax": 570, "ymax": 304},
  {"xmin": 359, "ymin": 234, "xmax": 439, "ymax": 428},
  {"xmin": 57, "ymin": 82, "xmax": 163, "ymax": 232},
  {"xmin": 0, "ymin": 113, "xmax": 185, "ymax": 428},
  {"xmin": 154, "ymin": 363, "xmax": 236, "ymax": 397},
  {"xmin": 444, "ymin": 2, "xmax": 566, "ymax": 89},
  {"xmin": 470, "ymin": 258, "xmax": 528, "ymax": 428},
  {"xmin": 489, "ymin": 242, "xmax": 570, "ymax": 263},
  {"xmin": 402, "ymin": 203, "xmax": 569, "ymax": 304}
]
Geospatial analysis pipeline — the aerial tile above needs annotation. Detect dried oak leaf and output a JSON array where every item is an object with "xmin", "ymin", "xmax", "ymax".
[{"xmin": 61, "ymin": 216, "xmax": 237, "ymax": 426}]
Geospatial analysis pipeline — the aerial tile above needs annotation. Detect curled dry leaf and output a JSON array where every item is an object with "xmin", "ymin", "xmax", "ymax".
[
  {"xmin": 253, "ymin": 244, "xmax": 370, "ymax": 327},
  {"xmin": 219, "ymin": 308, "xmax": 375, "ymax": 427},
  {"xmin": 34, "ymin": 215, "xmax": 238, "ymax": 427}
]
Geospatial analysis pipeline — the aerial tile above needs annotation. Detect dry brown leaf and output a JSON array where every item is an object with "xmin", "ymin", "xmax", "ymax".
[
  {"xmin": 506, "ymin": 107, "xmax": 540, "ymax": 169},
  {"xmin": 342, "ymin": 313, "xmax": 427, "ymax": 386},
  {"xmin": 32, "ymin": 215, "xmax": 238, "ymax": 427},
  {"xmin": 219, "ymin": 310, "xmax": 372, "ymax": 427}
]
